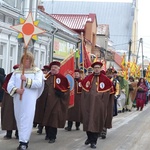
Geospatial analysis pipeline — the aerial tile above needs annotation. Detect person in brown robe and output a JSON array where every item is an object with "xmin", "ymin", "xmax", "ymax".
[
  {"xmin": 1, "ymin": 64, "xmax": 19, "ymax": 139},
  {"xmin": 65, "ymin": 69, "xmax": 82, "ymax": 131},
  {"xmin": 100, "ymin": 68, "xmax": 120, "ymax": 139},
  {"xmin": 81, "ymin": 62, "xmax": 114, "ymax": 149},
  {"xmin": 39, "ymin": 61, "xmax": 70, "ymax": 143},
  {"xmin": 127, "ymin": 76, "xmax": 138, "ymax": 111},
  {"xmin": 34, "ymin": 65, "xmax": 50, "ymax": 134}
]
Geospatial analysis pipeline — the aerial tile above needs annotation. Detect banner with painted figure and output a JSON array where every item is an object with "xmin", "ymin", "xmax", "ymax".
[
  {"xmin": 60, "ymin": 53, "xmax": 75, "ymax": 108},
  {"xmin": 121, "ymin": 53, "xmax": 126, "ymax": 70},
  {"xmin": 146, "ymin": 63, "xmax": 150, "ymax": 82}
]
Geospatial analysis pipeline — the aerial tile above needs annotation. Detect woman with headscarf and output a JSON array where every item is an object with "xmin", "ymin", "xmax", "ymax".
[{"xmin": 135, "ymin": 77, "xmax": 148, "ymax": 111}]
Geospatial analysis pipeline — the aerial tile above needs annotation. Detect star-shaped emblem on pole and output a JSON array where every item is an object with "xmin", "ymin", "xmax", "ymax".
[{"xmin": 11, "ymin": 12, "xmax": 45, "ymax": 47}]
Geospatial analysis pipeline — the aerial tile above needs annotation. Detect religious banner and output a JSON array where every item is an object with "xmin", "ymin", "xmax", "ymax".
[
  {"xmin": 10, "ymin": 12, "xmax": 45, "ymax": 99},
  {"xmin": 11, "ymin": 12, "xmax": 45, "ymax": 47},
  {"xmin": 121, "ymin": 53, "xmax": 126, "ymax": 70},
  {"xmin": 60, "ymin": 53, "xmax": 75, "ymax": 108},
  {"xmin": 146, "ymin": 63, "xmax": 150, "ymax": 82}
]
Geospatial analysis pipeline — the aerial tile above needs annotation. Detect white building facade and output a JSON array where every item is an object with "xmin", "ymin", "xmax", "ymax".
[{"xmin": 0, "ymin": 0, "xmax": 80, "ymax": 74}]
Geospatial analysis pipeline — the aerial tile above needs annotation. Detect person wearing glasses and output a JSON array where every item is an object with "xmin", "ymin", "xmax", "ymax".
[{"xmin": 81, "ymin": 62, "xmax": 114, "ymax": 149}]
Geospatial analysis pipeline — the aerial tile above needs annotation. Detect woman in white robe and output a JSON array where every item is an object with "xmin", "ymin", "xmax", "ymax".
[{"xmin": 7, "ymin": 52, "xmax": 44, "ymax": 150}]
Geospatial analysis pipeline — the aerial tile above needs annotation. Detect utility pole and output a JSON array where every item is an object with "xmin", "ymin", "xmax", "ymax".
[
  {"xmin": 136, "ymin": 38, "xmax": 141, "ymax": 64},
  {"xmin": 128, "ymin": 39, "xmax": 132, "ymax": 78},
  {"xmin": 136, "ymin": 38, "xmax": 144, "ymax": 77},
  {"xmin": 128, "ymin": 39, "xmax": 132, "ymax": 62},
  {"xmin": 141, "ymin": 38, "xmax": 144, "ymax": 77}
]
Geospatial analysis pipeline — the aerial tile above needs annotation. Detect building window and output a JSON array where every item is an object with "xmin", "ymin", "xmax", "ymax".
[
  {"xmin": 0, "ymin": 13, "xmax": 5, "ymax": 22},
  {"xmin": 5, "ymin": 16, "xmax": 14, "ymax": 25},
  {"xmin": 0, "ymin": 43, "xmax": 5, "ymax": 67},
  {"xmin": 0, "ymin": 59, "xmax": 2, "ymax": 67},
  {"xmin": 0, "ymin": 44, "xmax": 3, "ymax": 55},
  {"xmin": 10, "ymin": 46, "xmax": 13, "ymax": 57},
  {"xmin": 34, "ymin": 50, "xmax": 39, "ymax": 66},
  {"xmin": 9, "ymin": 45, "xmax": 16, "ymax": 72},
  {"xmin": 3, "ymin": 0, "xmax": 21, "ymax": 10},
  {"xmin": 40, "ymin": 51, "xmax": 45, "ymax": 69}
]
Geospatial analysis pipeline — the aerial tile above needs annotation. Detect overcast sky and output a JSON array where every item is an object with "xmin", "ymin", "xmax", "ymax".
[
  {"xmin": 138, "ymin": 0, "xmax": 150, "ymax": 60},
  {"xmin": 42, "ymin": 0, "xmax": 132, "ymax": 2}
]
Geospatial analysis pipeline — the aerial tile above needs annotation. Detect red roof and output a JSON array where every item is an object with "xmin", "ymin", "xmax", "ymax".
[{"xmin": 50, "ymin": 14, "xmax": 97, "ymax": 31}]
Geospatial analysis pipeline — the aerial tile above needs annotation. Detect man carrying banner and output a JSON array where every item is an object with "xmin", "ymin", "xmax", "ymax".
[
  {"xmin": 41, "ymin": 61, "xmax": 70, "ymax": 143},
  {"xmin": 81, "ymin": 62, "xmax": 114, "ymax": 149},
  {"xmin": 65, "ymin": 69, "xmax": 82, "ymax": 131}
]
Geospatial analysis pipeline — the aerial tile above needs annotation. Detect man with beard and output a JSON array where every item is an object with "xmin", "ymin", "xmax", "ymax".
[
  {"xmin": 81, "ymin": 62, "xmax": 114, "ymax": 149},
  {"xmin": 65, "ymin": 69, "xmax": 82, "ymax": 131}
]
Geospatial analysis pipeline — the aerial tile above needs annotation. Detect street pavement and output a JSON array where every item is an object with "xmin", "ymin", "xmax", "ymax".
[{"xmin": 0, "ymin": 104, "xmax": 150, "ymax": 150}]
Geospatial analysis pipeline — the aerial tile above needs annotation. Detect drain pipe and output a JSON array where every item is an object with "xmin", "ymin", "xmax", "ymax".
[{"xmin": 48, "ymin": 28, "xmax": 58, "ymax": 63}]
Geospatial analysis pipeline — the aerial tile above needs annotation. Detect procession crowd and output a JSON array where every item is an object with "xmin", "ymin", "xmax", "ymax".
[{"xmin": 0, "ymin": 52, "xmax": 149, "ymax": 150}]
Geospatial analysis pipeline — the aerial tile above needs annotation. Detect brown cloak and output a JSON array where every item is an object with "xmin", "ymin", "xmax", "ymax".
[
  {"xmin": 34, "ymin": 82, "xmax": 47, "ymax": 124},
  {"xmin": 67, "ymin": 79, "xmax": 82, "ymax": 122},
  {"xmin": 41, "ymin": 74, "xmax": 70, "ymax": 128},
  {"xmin": 129, "ymin": 81, "xmax": 138, "ymax": 102},
  {"xmin": 1, "ymin": 72, "xmax": 17, "ymax": 130},
  {"xmin": 1, "ymin": 92, "xmax": 17, "ymax": 130},
  {"xmin": 81, "ymin": 76, "xmax": 114, "ymax": 133}
]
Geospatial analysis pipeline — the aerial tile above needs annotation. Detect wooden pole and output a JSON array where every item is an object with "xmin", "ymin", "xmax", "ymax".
[
  {"xmin": 20, "ymin": 46, "xmax": 27, "ymax": 100},
  {"xmin": 141, "ymin": 38, "xmax": 144, "ymax": 78},
  {"xmin": 81, "ymin": 32, "xmax": 84, "ymax": 71}
]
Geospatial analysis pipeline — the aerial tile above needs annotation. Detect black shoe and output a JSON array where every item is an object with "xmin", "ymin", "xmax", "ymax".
[
  {"xmin": 3, "ymin": 135, "xmax": 12, "ymax": 140},
  {"xmin": 45, "ymin": 136, "xmax": 49, "ymax": 140},
  {"xmin": 101, "ymin": 134, "xmax": 106, "ymax": 139},
  {"xmin": 17, "ymin": 145, "xmax": 27, "ymax": 150},
  {"xmin": 65, "ymin": 127, "xmax": 71, "ymax": 131},
  {"xmin": 15, "ymin": 130, "xmax": 19, "ymax": 139},
  {"xmin": 76, "ymin": 127, "xmax": 80, "ymax": 130},
  {"xmin": 49, "ymin": 139, "xmax": 55, "ymax": 143},
  {"xmin": 37, "ymin": 129, "xmax": 42, "ymax": 134},
  {"xmin": 33, "ymin": 123, "xmax": 37, "ymax": 128},
  {"xmin": 90, "ymin": 143, "xmax": 96, "ymax": 149},
  {"xmin": 84, "ymin": 139, "xmax": 90, "ymax": 145}
]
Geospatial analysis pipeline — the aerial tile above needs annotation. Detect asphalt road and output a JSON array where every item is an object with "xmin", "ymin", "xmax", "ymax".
[{"xmin": 0, "ymin": 104, "xmax": 150, "ymax": 150}]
